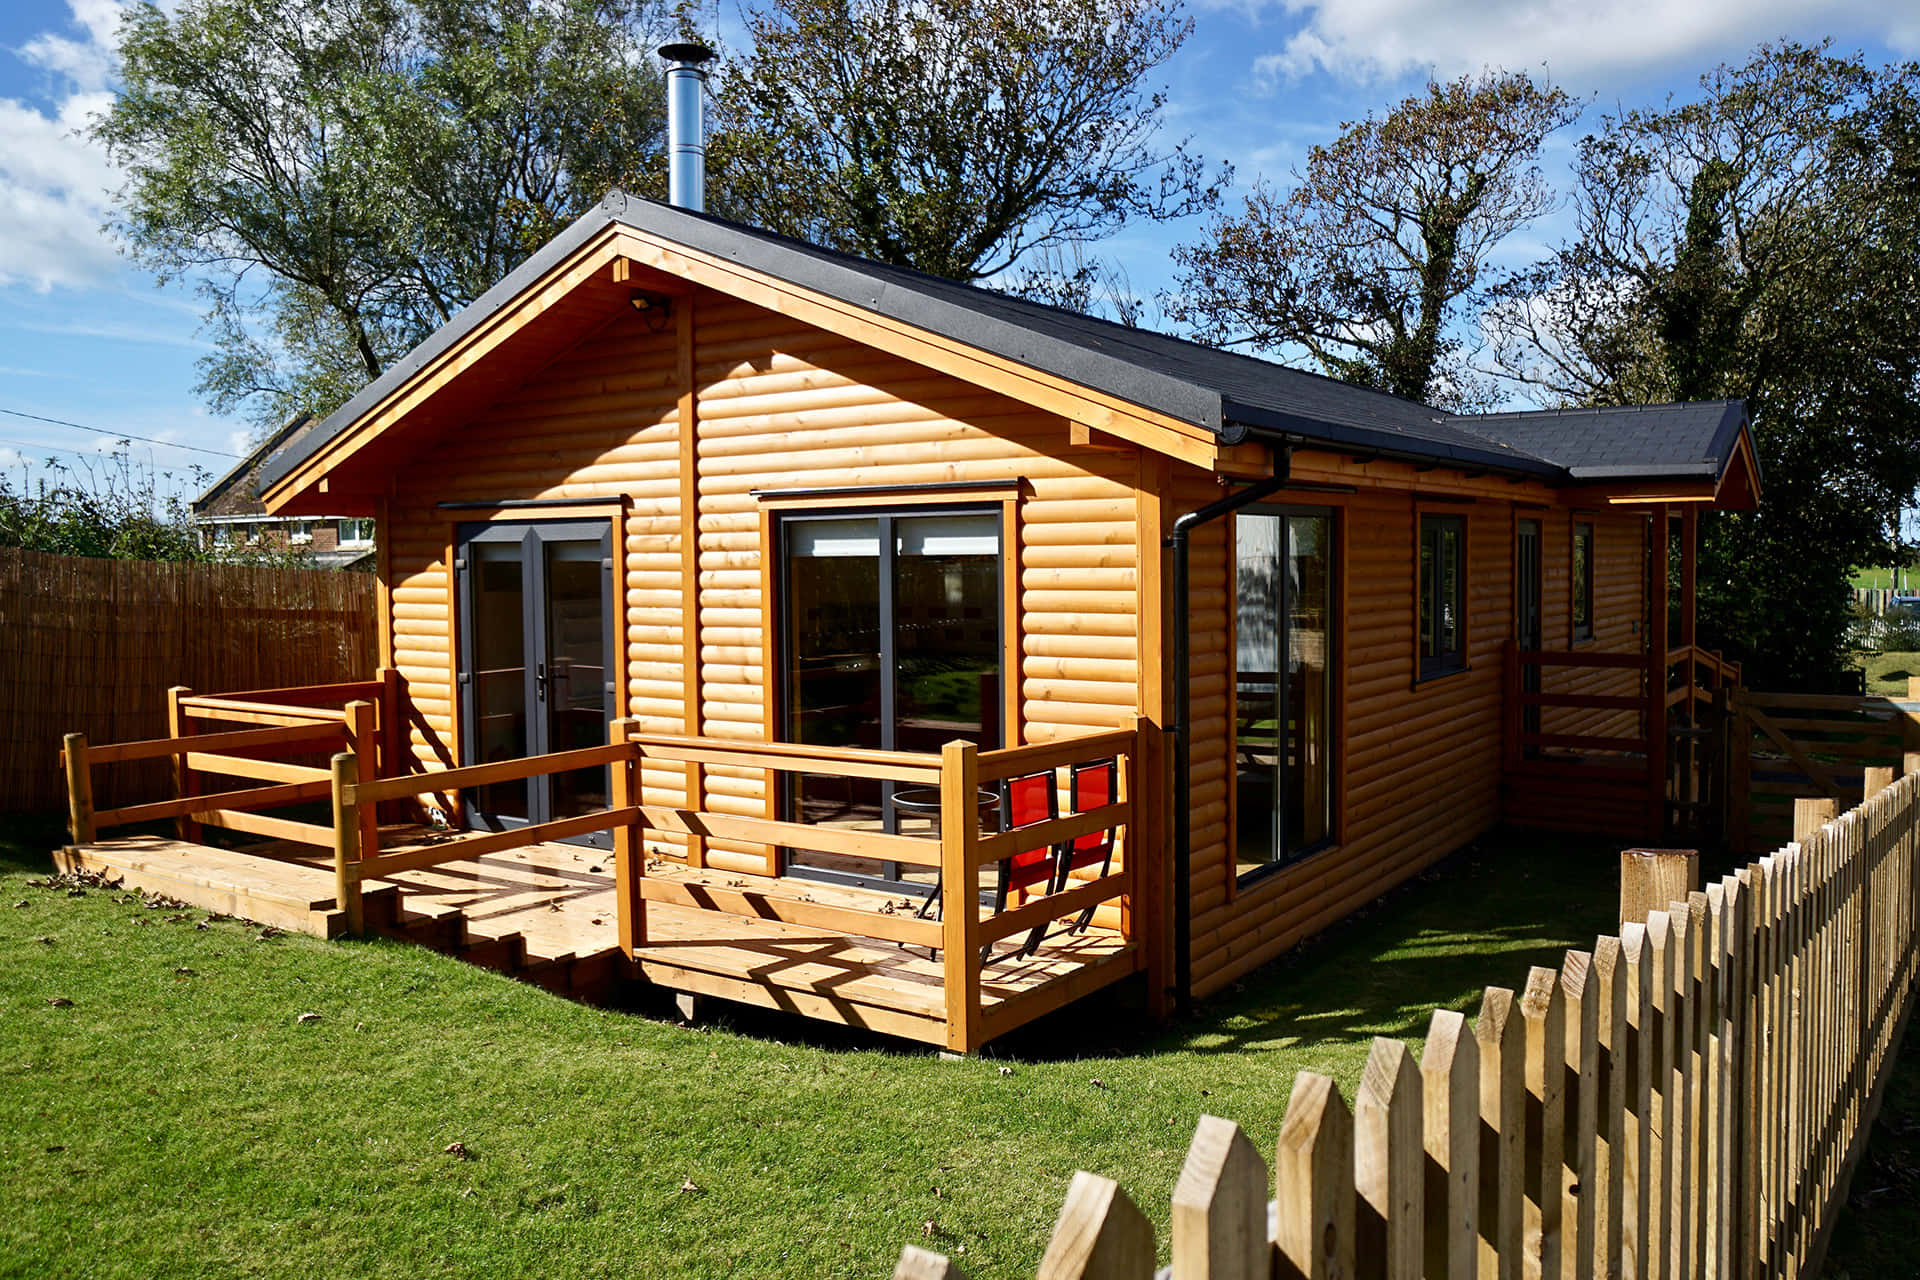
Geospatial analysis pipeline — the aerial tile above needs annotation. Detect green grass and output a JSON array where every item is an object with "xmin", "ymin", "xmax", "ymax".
[
  {"xmin": 1858, "ymin": 651, "xmax": 1920, "ymax": 698},
  {"xmin": 0, "ymin": 816, "xmax": 1621, "ymax": 1278},
  {"xmin": 1851, "ymin": 568, "xmax": 1912, "ymax": 590}
]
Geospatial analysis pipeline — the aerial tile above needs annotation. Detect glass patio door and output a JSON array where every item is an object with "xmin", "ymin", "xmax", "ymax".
[
  {"xmin": 456, "ymin": 519, "xmax": 614, "ymax": 849},
  {"xmin": 780, "ymin": 508, "xmax": 1002, "ymax": 891}
]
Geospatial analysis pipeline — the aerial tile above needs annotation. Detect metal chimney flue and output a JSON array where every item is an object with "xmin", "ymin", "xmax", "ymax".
[{"xmin": 658, "ymin": 42, "xmax": 716, "ymax": 213}]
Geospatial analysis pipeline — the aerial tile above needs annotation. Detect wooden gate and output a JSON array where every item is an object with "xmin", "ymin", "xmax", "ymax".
[{"xmin": 1729, "ymin": 683, "xmax": 1916, "ymax": 852}]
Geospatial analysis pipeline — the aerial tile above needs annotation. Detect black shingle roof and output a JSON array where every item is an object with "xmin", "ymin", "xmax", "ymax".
[{"xmin": 259, "ymin": 195, "xmax": 1752, "ymax": 493}]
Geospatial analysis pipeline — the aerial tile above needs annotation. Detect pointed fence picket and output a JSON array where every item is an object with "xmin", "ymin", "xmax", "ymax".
[{"xmin": 895, "ymin": 770, "xmax": 1920, "ymax": 1280}]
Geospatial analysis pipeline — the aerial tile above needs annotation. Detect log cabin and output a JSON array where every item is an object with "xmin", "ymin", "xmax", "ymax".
[
  {"xmin": 54, "ymin": 54, "xmax": 1759, "ymax": 1048},
  {"xmin": 122, "ymin": 182, "xmax": 1737, "ymax": 1041}
]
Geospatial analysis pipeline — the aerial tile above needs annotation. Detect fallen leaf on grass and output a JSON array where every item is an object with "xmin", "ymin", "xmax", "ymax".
[
  {"xmin": 445, "ymin": 1141, "xmax": 472, "ymax": 1160},
  {"xmin": 33, "ymin": 936, "xmax": 53, "ymax": 946},
  {"xmin": 174, "ymin": 968, "xmax": 196, "ymax": 977},
  {"xmin": 679, "ymin": 1178, "xmax": 703, "ymax": 1195},
  {"xmin": 997, "ymin": 1066, "xmax": 1013, "ymax": 1077},
  {"xmin": 45, "ymin": 997, "xmax": 72, "ymax": 1008},
  {"xmin": 255, "ymin": 927, "xmax": 283, "ymax": 942},
  {"xmin": 295, "ymin": 1012, "xmax": 321, "ymax": 1025},
  {"xmin": 12, "ymin": 900, "xmax": 27, "ymax": 909},
  {"xmin": 922, "ymin": 1219, "xmax": 939, "ymax": 1238}
]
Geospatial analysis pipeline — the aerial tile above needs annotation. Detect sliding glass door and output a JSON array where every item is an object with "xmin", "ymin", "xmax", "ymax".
[
  {"xmin": 1235, "ymin": 508, "xmax": 1336, "ymax": 881},
  {"xmin": 781, "ymin": 508, "xmax": 1002, "ymax": 890},
  {"xmin": 456, "ymin": 519, "xmax": 614, "ymax": 848}
]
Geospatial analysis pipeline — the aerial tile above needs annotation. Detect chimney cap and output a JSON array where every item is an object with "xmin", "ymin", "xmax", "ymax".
[{"xmin": 658, "ymin": 41, "xmax": 716, "ymax": 65}]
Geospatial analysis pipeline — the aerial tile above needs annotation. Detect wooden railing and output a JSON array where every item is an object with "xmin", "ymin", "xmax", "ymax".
[
  {"xmin": 1729, "ymin": 682, "xmax": 1918, "ymax": 854},
  {"xmin": 64, "ymin": 683, "xmax": 1138, "ymax": 1052},
  {"xmin": 900, "ymin": 771, "xmax": 1920, "ymax": 1280},
  {"xmin": 58, "ymin": 673, "xmax": 400, "ymax": 858},
  {"xmin": 623, "ymin": 721, "xmax": 1141, "ymax": 1054}
]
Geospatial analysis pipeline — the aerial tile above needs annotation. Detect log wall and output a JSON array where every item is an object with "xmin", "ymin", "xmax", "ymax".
[
  {"xmin": 374, "ymin": 283, "xmax": 1659, "ymax": 1005},
  {"xmin": 381, "ymin": 290, "xmax": 1142, "ymax": 873},
  {"xmin": 1184, "ymin": 459, "xmax": 1653, "ymax": 998}
]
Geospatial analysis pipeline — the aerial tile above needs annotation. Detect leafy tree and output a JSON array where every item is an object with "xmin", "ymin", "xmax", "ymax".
[
  {"xmin": 707, "ymin": 0, "xmax": 1225, "ymax": 285},
  {"xmin": 1490, "ymin": 42, "xmax": 1920, "ymax": 688},
  {"xmin": 1166, "ymin": 72, "xmax": 1580, "ymax": 409},
  {"xmin": 95, "ymin": 0, "xmax": 667, "ymax": 430}
]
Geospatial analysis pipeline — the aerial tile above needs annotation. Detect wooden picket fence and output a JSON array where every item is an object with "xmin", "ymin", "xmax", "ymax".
[{"xmin": 898, "ymin": 773, "xmax": 1920, "ymax": 1279}]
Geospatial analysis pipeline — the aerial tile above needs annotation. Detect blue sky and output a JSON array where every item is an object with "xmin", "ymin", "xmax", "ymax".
[{"xmin": 0, "ymin": 0, "xmax": 1913, "ymax": 502}]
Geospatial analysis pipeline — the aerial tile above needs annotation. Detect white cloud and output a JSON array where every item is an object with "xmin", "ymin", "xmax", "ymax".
[
  {"xmin": 1, "ymin": 2, "xmax": 134, "ymax": 291},
  {"xmin": 1246, "ymin": 0, "xmax": 1919, "ymax": 87}
]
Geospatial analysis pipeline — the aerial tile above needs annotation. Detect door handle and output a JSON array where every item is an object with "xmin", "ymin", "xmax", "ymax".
[{"xmin": 536, "ymin": 661, "xmax": 547, "ymax": 702}]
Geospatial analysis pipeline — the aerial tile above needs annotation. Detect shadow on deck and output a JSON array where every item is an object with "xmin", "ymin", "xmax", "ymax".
[{"xmin": 56, "ymin": 829, "xmax": 1138, "ymax": 1048}]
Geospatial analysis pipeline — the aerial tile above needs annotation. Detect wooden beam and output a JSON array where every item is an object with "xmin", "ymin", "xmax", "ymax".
[
  {"xmin": 1680, "ymin": 504, "xmax": 1699, "ymax": 651},
  {"xmin": 62, "ymin": 732, "xmax": 92, "ymax": 845},
  {"xmin": 331, "ymin": 750, "xmax": 362, "ymax": 935},
  {"xmin": 941, "ymin": 740, "xmax": 983, "ymax": 1054}
]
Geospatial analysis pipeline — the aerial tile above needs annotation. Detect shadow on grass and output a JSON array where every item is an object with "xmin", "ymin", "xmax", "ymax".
[{"xmin": 0, "ymin": 809, "xmax": 1636, "ymax": 1067}]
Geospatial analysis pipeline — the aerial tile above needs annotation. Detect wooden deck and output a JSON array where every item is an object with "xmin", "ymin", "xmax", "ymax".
[{"xmin": 55, "ymin": 832, "xmax": 1139, "ymax": 1047}]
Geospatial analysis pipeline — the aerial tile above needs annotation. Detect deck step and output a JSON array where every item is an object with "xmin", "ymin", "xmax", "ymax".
[{"xmin": 58, "ymin": 838, "xmax": 344, "ymax": 938}]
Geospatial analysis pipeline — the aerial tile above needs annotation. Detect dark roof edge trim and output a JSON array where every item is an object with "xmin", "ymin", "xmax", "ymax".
[{"xmin": 1227, "ymin": 404, "xmax": 1565, "ymax": 481}]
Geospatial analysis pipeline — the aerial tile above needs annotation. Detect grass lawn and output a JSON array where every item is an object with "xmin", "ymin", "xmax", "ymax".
[
  {"xmin": 1859, "ymin": 651, "xmax": 1920, "ymax": 698},
  {"xmin": 2, "ymin": 814, "xmax": 1624, "ymax": 1278}
]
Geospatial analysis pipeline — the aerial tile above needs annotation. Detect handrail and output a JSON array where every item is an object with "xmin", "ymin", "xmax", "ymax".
[
  {"xmin": 347, "ymin": 742, "xmax": 629, "ymax": 805},
  {"xmin": 210, "ymin": 679, "xmax": 384, "ymax": 706},
  {"xmin": 179, "ymin": 695, "xmax": 348, "ymax": 725}
]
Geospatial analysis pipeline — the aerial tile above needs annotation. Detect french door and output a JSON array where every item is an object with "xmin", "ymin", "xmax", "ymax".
[
  {"xmin": 778, "ymin": 507, "xmax": 1003, "ymax": 891},
  {"xmin": 456, "ymin": 519, "xmax": 615, "ymax": 849}
]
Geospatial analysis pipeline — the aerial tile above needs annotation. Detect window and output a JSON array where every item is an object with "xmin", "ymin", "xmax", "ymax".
[
  {"xmin": 338, "ymin": 517, "xmax": 374, "ymax": 547},
  {"xmin": 1235, "ymin": 508, "xmax": 1336, "ymax": 881},
  {"xmin": 1572, "ymin": 521, "xmax": 1594, "ymax": 641},
  {"xmin": 779, "ymin": 506, "xmax": 1003, "ymax": 892},
  {"xmin": 1418, "ymin": 514, "xmax": 1466, "ymax": 678},
  {"xmin": 290, "ymin": 519, "xmax": 313, "ymax": 544}
]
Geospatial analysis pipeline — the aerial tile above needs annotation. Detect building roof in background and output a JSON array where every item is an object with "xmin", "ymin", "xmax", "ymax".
[{"xmin": 194, "ymin": 413, "xmax": 315, "ymax": 518}]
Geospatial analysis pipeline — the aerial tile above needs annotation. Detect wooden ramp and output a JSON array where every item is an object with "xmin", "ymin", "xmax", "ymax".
[{"xmin": 55, "ymin": 836, "xmax": 1138, "ymax": 1047}]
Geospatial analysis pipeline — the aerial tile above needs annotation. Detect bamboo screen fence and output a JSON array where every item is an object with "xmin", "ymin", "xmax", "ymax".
[
  {"xmin": 0, "ymin": 548, "xmax": 375, "ymax": 811},
  {"xmin": 901, "ymin": 777, "xmax": 1920, "ymax": 1280}
]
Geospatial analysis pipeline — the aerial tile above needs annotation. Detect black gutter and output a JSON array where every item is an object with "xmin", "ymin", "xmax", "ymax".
[{"xmin": 1165, "ymin": 443, "xmax": 1291, "ymax": 1016}]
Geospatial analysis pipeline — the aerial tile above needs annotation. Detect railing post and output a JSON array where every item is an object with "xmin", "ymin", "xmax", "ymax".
[
  {"xmin": 1117, "ymin": 716, "xmax": 1140, "ymax": 944},
  {"xmin": 940, "ymin": 739, "xmax": 982, "ymax": 1055},
  {"xmin": 167, "ymin": 685, "xmax": 198, "ymax": 842},
  {"xmin": 62, "ymin": 732, "xmax": 94, "ymax": 845},
  {"xmin": 345, "ymin": 700, "xmax": 380, "ymax": 867},
  {"xmin": 377, "ymin": 666, "xmax": 402, "ymax": 780},
  {"xmin": 612, "ymin": 718, "xmax": 646, "ymax": 956},
  {"xmin": 331, "ymin": 749, "xmax": 363, "ymax": 935}
]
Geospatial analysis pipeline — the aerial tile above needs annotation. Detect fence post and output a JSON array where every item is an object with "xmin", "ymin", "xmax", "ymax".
[
  {"xmin": 1275, "ymin": 1071, "xmax": 1355, "ymax": 1280},
  {"xmin": 330, "ymin": 749, "xmax": 362, "ymax": 935},
  {"xmin": 612, "ymin": 718, "xmax": 645, "ymax": 955},
  {"xmin": 1037, "ymin": 1170, "xmax": 1155, "ymax": 1280},
  {"xmin": 61, "ymin": 732, "xmax": 93, "ymax": 844},
  {"xmin": 891, "ymin": 1246, "xmax": 966, "ymax": 1280},
  {"xmin": 1561, "ymin": 950, "xmax": 1600, "ymax": 1280},
  {"xmin": 167, "ymin": 685, "xmax": 198, "ymax": 842},
  {"xmin": 1421, "ymin": 1008, "xmax": 1478, "ymax": 1280},
  {"xmin": 1520, "ymin": 966, "xmax": 1567, "ymax": 1278},
  {"xmin": 1171, "ymin": 1115, "xmax": 1268, "ymax": 1280},
  {"xmin": 1475, "ymin": 986, "xmax": 1524, "ymax": 1279},
  {"xmin": 1619, "ymin": 922, "xmax": 1654, "ymax": 1280},
  {"xmin": 1355, "ymin": 1036, "xmax": 1423, "ymax": 1279},
  {"xmin": 940, "ymin": 740, "xmax": 982, "ymax": 1055},
  {"xmin": 1620, "ymin": 848, "xmax": 1697, "ymax": 929},
  {"xmin": 1589, "ymin": 936, "xmax": 1628, "ymax": 1280}
]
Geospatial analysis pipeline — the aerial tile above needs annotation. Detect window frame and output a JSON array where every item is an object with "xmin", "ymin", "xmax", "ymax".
[
  {"xmin": 765, "ymin": 487, "xmax": 1020, "ymax": 892},
  {"xmin": 1416, "ymin": 511, "xmax": 1469, "ymax": 682},
  {"xmin": 1231, "ymin": 503, "xmax": 1341, "ymax": 889},
  {"xmin": 1572, "ymin": 518, "xmax": 1596, "ymax": 643}
]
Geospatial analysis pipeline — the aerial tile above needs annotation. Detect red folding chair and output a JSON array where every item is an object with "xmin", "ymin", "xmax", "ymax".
[{"xmin": 1056, "ymin": 759, "xmax": 1120, "ymax": 935}]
